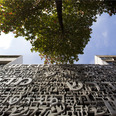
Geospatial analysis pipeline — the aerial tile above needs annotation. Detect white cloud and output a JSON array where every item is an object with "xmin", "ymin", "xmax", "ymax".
[
  {"xmin": 102, "ymin": 31, "xmax": 108, "ymax": 38},
  {"xmin": 102, "ymin": 31, "xmax": 109, "ymax": 47},
  {"xmin": 92, "ymin": 13, "xmax": 109, "ymax": 31},
  {"xmin": 0, "ymin": 32, "xmax": 13, "ymax": 49},
  {"xmin": 92, "ymin": 14, "xmax": 105, "ymax": 27}
]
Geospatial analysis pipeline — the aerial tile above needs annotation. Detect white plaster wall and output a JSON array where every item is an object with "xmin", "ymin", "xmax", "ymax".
[
  {"xmin": 95, "ymin": 56, "xmax": 108, "ymax": 65},
  {"xmin": 7, "ymin": 56, "xmax": 23, "ymax": 65}
]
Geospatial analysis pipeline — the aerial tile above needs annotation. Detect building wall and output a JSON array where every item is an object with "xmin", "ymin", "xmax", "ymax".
[
  {"xmin": 7, "ymin": 55, "xmax": 23, "ymax": 65},
  {"xmin": 0, "ymin": 64, "xmax": 116, "ymax": 116},
  {"xmin": 0, "ymin": 55, "xmax": 23, "ymax": 66},
  {"xmin": 95, "ymin": 55, "xmax": 108, "ymax": 65}
]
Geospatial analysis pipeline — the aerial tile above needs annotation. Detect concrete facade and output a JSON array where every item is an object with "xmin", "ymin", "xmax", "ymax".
[
  {"xmin": 95, "ymin": 55, "xmax": 116, "ymax": 65},
  {"xmin": 0, "ymin": 64, "xmax": 116, "ymax": 116},
  {"xmin": 0, "ymin": 55, "xmax": 23, "ymax": 65},
  {"xmin": 0, "ymin": 55, "xmax": 116, "ymax": 115}
]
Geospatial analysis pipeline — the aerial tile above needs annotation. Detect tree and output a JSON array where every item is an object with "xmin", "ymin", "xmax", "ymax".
[{"xmin": 0, "ymin": 0, "xmax": 116, "ymax": 64}]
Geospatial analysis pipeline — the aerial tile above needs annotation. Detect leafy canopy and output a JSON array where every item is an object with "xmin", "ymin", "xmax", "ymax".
[{"xmin": 0, "ymin": 0, "xmax": 116, "ymax": 64}]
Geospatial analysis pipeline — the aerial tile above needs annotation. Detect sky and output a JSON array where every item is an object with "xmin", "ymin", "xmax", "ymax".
[{"xmin": 0, "ymin": 13, "xmax": 116, "ymax": 64}]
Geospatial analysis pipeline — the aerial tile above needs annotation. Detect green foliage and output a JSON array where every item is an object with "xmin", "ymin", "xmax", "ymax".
[{"xmin": 0, "ymin": 0, "xmax": 116, "ymax": 64}]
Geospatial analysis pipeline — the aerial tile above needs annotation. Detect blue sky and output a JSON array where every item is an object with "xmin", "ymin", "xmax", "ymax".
[{"xmin": 0, "ymin": 13, "xmax": 116, "ymax": 64}]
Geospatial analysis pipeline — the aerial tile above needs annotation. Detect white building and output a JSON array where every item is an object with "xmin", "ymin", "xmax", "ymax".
[
  {"xmin": 95, "ymin": 55, "xmax": 116, "ymax": 65},
  {"xmin": 0, "ymin": 55, "xmax": 23, "ymax": 65}
]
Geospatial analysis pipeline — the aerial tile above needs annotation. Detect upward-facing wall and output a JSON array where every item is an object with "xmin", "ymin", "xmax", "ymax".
[{"xmin": 0, "ymin": 64, "xmax": 116, "ymax": 116}]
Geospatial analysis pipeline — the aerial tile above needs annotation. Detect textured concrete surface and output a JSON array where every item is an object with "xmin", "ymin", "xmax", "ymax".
[
  {"xmin": 0, "ymin": 64, "xmax": 116, "ymax": 116},
  {"xmin": 0, "ymin": 65, "xmax": 4, "ymax": 71}
]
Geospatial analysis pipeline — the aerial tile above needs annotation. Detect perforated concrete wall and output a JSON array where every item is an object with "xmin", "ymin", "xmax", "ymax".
[{"xmin": 0, "ymin": 64, "xmax": 116, "ymax": 116}]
